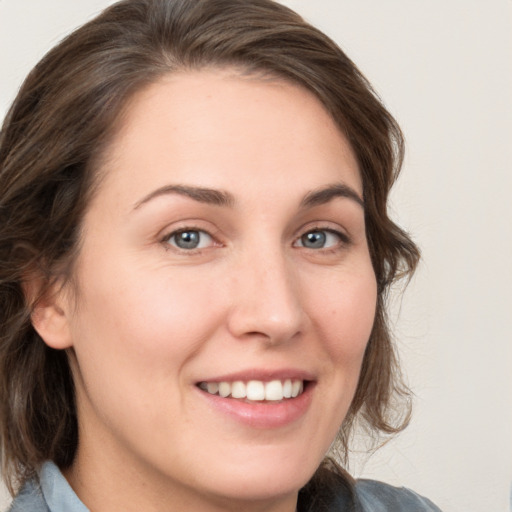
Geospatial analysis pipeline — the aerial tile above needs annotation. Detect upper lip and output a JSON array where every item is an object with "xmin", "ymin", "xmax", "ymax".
[{"xmin": 195, "ymin": 368, "xmax": 316, "ymax": 384}]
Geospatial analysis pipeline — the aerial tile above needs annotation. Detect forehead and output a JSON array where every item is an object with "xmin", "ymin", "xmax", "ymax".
[{"xmin": 93, "ymin": 69, "xmax": 361, "ymax": 209}]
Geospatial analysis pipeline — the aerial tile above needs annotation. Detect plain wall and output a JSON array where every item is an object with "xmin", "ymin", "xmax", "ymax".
[{"xmin": 1, "ymin": 1, "xmax": 511, "ymax": 511}]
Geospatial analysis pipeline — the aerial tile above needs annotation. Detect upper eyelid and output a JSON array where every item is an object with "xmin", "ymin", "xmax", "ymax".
[
  {"xmin": 162, "ymin": 226, "xmax": 216, "ymax": 240},
  {"xmin": 159, "ymin": 220, "xmax": 219, "ymax": 239},
  {"xmin": 294, "ymin": 222, "xmax": 351, "ymax": 241}
]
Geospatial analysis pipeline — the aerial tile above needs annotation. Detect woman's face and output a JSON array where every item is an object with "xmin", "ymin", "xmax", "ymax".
[{"xmin": 51, "ymin": 70, "xmax": 377, "ymax": 510}]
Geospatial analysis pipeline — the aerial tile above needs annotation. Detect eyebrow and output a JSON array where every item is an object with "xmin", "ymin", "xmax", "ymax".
[
  {"xmin": 132, "ymin": 181, "xmax": 363, "ymax": 212},
  {"xmin": 133, "ymin": 184, "xmax": 235, "ymax": 210},
  {"xmin": 300, "ymin": 183, "xmax": 364, "ymax": 209}
]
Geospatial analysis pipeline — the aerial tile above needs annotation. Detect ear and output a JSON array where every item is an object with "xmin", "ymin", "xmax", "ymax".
[{"xmin": 25, "ymin": 278, "xmax": 74, "ymax": 350}]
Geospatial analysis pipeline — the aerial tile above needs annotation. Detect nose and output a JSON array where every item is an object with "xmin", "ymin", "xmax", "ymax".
[{"xmin": 226, "ymin": 247, "xmax": 305, "ymax": 346}]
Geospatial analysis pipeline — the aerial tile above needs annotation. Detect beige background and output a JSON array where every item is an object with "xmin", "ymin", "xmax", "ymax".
[{"xmin": 1, "ymin": 1, "xmax": 511, "ymax": 511}]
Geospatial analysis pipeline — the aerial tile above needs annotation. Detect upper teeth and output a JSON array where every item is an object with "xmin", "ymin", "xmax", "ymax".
[{"xmin": 199, "ymin": 379, "xmax": 304, "ymax": 401}]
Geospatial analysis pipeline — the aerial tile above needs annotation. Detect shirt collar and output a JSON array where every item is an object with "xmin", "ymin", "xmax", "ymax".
[{"xmin": 39, "ymin": 461, "xmax": 89, "ymax": 512}]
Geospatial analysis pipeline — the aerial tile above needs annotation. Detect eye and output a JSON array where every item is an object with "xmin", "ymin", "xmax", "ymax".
[
  {"xmin": 295, "ymin": 229, "xmax": 346, "ymax": 249},
  {"xmin": 165, "ymin": 229, "xmax": 214, "ymax": 250}
]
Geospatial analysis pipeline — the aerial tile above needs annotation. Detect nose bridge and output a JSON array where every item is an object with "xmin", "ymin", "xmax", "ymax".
[{"xmin": 227, "ymin": 241, "xmax": 304, "ymax": 343}]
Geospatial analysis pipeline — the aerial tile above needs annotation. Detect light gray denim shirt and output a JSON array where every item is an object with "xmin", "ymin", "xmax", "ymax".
[{"xmin": 8, "ymin": 461, "xmax": 442, "ymax": 511}]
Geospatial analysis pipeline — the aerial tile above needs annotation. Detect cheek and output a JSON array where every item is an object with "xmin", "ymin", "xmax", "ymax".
[
  {"xmin": 298, "ymin": 266, "xmax": 376, "ymax": 453},
  {"xmin": 69, "ymin": 262, "xmax": 224, "ymax": 397},
  {"xmin": 307, "ymin": 266, "xmax": 377, "ymax": 379}
]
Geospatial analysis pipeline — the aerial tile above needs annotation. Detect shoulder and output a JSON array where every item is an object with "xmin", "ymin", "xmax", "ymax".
[
  {"xmin": 299, "ymin": 461, "xmax": 442, "ymax": 512},
  {"xmin": 355, "ymin": 479, "xmax": 442, "ymax": 512},
  {"xmin": 8, "ymin": 479, "xmax": 49, "ymax": 512}
]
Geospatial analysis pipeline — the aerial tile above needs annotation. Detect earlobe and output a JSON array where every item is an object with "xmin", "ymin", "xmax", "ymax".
[
  {"xmin": 24, "ymin": 277, "xmax": 74, "ymax": 350},
  {"xmin": 31, "ymin": 300, "xmax": 74, "ymax": 350}
]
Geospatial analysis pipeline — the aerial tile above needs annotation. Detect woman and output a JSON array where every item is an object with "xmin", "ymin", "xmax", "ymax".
[{"xmin": 0, "ymin": 0, "xmax": 441, "ymax": 510}]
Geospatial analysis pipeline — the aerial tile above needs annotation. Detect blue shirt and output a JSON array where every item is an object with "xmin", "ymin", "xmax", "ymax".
[{"xmin": 8, "ymin": 461, "xmax": 442, "ymax": 511}]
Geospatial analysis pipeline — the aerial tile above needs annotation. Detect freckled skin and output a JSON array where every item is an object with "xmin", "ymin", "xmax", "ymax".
[{"xmin": 43, "ymin": 70, "xmax": 377, "ymax": 512}]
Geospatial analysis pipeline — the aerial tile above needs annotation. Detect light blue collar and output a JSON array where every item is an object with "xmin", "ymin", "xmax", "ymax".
[{"xmin": 39, "ymin": 461, "xmax": 89, "ymax": 512}]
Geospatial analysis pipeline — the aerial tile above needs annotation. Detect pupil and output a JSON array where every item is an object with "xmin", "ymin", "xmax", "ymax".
[
  {"xmin": 176, "ymin": 231, "xmax": 199, "ymax": 249},
  {"xmin": 303, "ymin": 231, "xmax": 325, "ymax": 248}
]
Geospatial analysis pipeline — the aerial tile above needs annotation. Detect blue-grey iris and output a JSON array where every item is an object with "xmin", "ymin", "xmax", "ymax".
[
  {"xmin": 301, "ymin": 231, "xmax": 326, "ymax": 249},
  {"xmin": 174, "ymin": 231, "xmax": 200, "ymax": 249}
]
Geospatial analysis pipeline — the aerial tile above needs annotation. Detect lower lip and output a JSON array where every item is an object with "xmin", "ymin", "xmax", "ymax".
[{"xmin": 197, "ymin": 383, "xmax": 314, "ymax": 429}]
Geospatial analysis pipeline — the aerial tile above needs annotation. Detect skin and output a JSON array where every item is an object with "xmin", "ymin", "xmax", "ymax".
[{"xmin": 33, "ymin": 69, "xmax": 377, "ymax": 512}]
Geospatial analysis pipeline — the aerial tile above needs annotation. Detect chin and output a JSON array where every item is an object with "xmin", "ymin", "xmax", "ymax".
[
  {"xmin": 206, "ymin": 470, "xmax": 312, "ymax": 505},
  {"xmin": 189, "ymin": 448, "xmax": 321, "ymax": 503}
]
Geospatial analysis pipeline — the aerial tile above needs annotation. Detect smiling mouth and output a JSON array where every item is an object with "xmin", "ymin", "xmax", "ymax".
[{"xmin": 197, "ymin": 379, "xmax": 306, "ymax": 402}]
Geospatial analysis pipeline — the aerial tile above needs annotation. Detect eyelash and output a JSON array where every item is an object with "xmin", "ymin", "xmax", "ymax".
[{"xmin": 161, "ymin": 225, "xmax": 351, "ymax": 254}]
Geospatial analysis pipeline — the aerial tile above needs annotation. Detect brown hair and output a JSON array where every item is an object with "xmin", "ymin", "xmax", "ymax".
[{"xmin": 0, "ymin": 0, "xmax": 419, "ymax": 496}]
